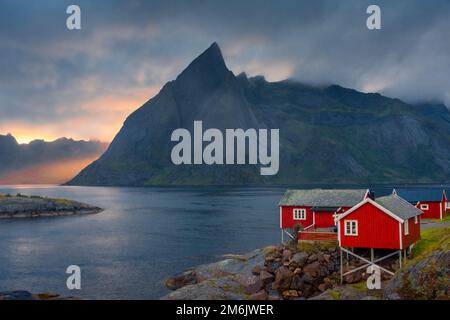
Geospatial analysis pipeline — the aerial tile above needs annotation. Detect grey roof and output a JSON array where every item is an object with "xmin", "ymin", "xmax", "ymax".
[
  {"xmin": 394, "ymin": 189, "xmax": 445, "ymax": 202},
  {"xmin": 312, "ymin": 207, "xmax": 340, "ymax": 212},
  {"xmin": 375, "ymin": 195, "xmax": 423, "ymax": 220},
  {"xmin": 278, "ymin": 189, "xmax": 367, "ymax": 207}
]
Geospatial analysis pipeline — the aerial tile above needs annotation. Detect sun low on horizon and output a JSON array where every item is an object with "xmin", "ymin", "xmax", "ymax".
[{"xmin": 1, "ymin": 87, "xmax": 157, "ymax": 144}]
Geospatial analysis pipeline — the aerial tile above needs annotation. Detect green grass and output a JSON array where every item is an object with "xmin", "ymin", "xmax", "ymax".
[
  {"xmin": 350, "ymin": 281, "xmax": 368, "ymax": 293},
  {"xmin": 0, "ymin": 193, "xmax": 79, "ymax": 205},
  {"xmin": 329, "ymin": 290, "xmax": 341, "ymax": 300},
  {"xmin": 297, "ymin": 240, "xmax": 337, "ymax": 254},
  {"xmin": 412, "ymin": 226, "xmax": 450, "ymax": 261}
]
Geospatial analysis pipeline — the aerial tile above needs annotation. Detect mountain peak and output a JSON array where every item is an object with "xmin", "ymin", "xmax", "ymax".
[
  {"xmin": 176, "ymin": 42, "xmax": 229, "ymax": 82},
  {"xmin": 198, "ymin": 42, "xmax": 225, "ymax": 66}
]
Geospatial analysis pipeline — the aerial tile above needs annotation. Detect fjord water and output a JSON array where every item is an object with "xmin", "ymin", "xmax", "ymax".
[
  {"xmin": 0, "ymin": 184, "xmax": 446, "ymax": 299},
  {"xmin": 0, "ymin": 185, "xmax": 285, "ymax": 299}
]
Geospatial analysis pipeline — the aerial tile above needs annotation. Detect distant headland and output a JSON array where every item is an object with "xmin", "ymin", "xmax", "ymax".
[{"xmin": 0, "ymin": 193, "xmax": 102, "ymax": 219}]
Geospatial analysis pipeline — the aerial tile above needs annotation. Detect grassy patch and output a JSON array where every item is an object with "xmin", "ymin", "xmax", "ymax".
[
  {"xmin": 412, "ymin": 226, "xmax": 450, "ymax": 261},
  {"xmin": 0, "ymin": 193, "xmax": 78, "ymax": 205},
  {"xmin": 329, "ymin": 290, "xmax": 341, "ymax": 300},
  {"xmin": 350, "ymin": 281, "xmax": 368, "ymax": 293},
  {"xmin": 297, "ymin": 240, "xmax": 337, "ymax": 254},
  {"xmin": 262, "ymin": 246, "xmax": 279, "ymax": 256}
]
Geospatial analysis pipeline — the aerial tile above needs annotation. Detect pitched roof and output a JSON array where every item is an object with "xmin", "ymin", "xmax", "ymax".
[
  {"xmin": 278, "ymin": 189, "xmax": 368, "ymax": 207},
  {"xmin": 375, "ymin": 195, "xmax": 423, "ymax": 220},
  {"xmin": 394, "ymin": 189, "xmax": 444, "ymax": 202}
]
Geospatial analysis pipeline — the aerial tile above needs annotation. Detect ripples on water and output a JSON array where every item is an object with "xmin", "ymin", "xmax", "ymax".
[{"xmin": 0, "ymin": 184, "xmax": 447, "ymax": 299}]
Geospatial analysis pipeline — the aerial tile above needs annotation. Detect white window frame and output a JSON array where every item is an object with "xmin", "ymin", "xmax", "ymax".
[
  {"xmin": 446, "ymin": 202, "xmax": 450, "ymax": 209},
  {"xmin": 293, "ymin": 208, "xmax": 306, "ymax": 220},
  {"xmin": 414, "ymin": 216, "xmax": 418, "ymax": 224},
  {"xmin": 404, "ymin": 220, "xmax": 409, "ymax": 235},
  {"xmin": 420, "ymin": 203, "xmax": 429, "ymax": 210},
  {"xmin": 344, "ymin": 220, "xmax": 358, "ymax": 236}
]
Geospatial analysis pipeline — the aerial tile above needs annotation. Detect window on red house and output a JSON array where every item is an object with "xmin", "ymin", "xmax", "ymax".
[
  {"xmin": 293, "ymin": 209, "xmax": 306, "ymax": 220},
  {"xmin": 404, "ymin": 220, "xmax": 409, "ymax": 235},
  {"xmin": 344, "ymin": 220, "xmax": 358, "ymax": 236}
]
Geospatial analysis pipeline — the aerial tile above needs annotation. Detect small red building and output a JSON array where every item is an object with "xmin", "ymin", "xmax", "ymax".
[
  {"xmin": 393, "ymin": 189, "xmax": 448, "ymax": 220},
  {"xmin": 336, "ymin": 194, "xmax": 422, "ymax": 250},
  {"xmin": 279, "ymin": 189, "xmax": 371, "ymax": 240}
]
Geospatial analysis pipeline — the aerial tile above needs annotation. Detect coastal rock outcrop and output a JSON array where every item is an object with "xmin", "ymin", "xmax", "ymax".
[
  {"xmin": 163, "ymin": 241, "xmax": 342, "ymax": 300},
  {"xmin": 0, "ymin": 291, "xmax": 80, "ymax": 300},
  {"xmin": 0, "ymin": 194, "xmax": 102, "ymax": 218}
]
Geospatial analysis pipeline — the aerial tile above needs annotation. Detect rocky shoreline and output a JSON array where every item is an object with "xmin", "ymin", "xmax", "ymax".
[
  {"xmin": 0, "ymin": 291, "xmax": 80, "ymax": 300},
  {"xmin": 163, "ymin": 238, "xmax": 450, "ymax": 300},
  {"xmin": 163, "ymin": 241, "xmax": 358, "ymax": 300},
  {"xmin": 0, "ymin": 194, "xmax": 103, "ymax": 219}
]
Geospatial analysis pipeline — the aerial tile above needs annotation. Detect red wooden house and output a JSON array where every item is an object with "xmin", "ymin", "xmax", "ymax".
[
  {"xmin": 278, "ymin": 189, "xmax": 372, "ymax": 241},
  {"xmin": 336, "ymin": 194, "xmax": 422, "ymax": 251},
  {"xmin": 393, "ymin": 189, "xmax": 448, "ymax": 220}
]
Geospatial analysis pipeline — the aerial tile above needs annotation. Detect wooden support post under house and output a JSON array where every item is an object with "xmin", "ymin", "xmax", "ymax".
[
  {"xmin": 346, "ymin": 250, "xmax": 349, "ymax": 268},
  {"xmin": 340, "ymin": 248, "xmax": 343, "ymax": 284}
]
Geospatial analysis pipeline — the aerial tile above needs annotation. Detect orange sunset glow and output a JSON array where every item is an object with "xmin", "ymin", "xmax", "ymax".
[
  {"xmin": 1, "ymin": 88, "xmax": 157, "ymax": 144},
  {"xmin": 0, "ymin": 157, "xmax": 101, "ymax": 185}
]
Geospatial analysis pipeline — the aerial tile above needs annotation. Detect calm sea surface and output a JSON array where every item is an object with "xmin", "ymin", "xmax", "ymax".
[{"xmin": 0, "ymin": 184, "xmax": 447, "ymax": 299}]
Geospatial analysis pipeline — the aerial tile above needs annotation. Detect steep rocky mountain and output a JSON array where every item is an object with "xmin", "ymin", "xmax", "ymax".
[
  {"xmin": 0, "ymin": 134, "xmax": 107, "ymax": 184},
  {"xmin": 67, "ymin": 43, "xmax": 450, "ymax": 186}
]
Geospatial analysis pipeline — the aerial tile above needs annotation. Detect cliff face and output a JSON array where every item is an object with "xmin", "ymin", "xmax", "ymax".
[{"xmin": 68, "ymin": 43, "xmax": 450, "ymax": 186}]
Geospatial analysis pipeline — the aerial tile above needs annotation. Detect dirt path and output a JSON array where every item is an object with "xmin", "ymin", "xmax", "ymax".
[{"xmin": 421, "ymin": 219, "xmax": 450, "ymax": 230}]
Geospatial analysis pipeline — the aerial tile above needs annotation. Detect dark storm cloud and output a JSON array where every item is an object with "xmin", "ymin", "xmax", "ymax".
[{"xmin": 0, "ymin": 0, "xmax": 449, "ymax": 140}]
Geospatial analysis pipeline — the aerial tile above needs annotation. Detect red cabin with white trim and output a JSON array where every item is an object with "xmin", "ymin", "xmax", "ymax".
[
  {"xmin": 336, "ymin": 195, "xmax": 422, "ymax": 250},
  {"xmin": 393, "ymin": 189, "xmax": 448, "ymax": 220},
  {"xmin": 279, "ymin": 189, "xmax": 371, "ymax": 240}
]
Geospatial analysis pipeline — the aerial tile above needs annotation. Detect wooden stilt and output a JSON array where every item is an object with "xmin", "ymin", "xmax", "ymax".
[
  {"xmin": 346, "ymin": 251, "xmax": 349, "ymax": 268},
  {"xmin": 281, "ymin": 229, "xmax": 284, "ymax": 243},
  {"xmin": 399, "ymin": 250, "xmax": 402, "ymax": 269},
  {"xmin": 340, "ymin": 247, "xmax": 343, "ymax": 284},
  {"xmin": 371, "ymin": 248, "xmax": 374, "ymax": 262}
]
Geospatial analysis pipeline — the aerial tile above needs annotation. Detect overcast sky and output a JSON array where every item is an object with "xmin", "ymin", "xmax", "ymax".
[{"xmin": 1, "ymin": 0, "xmax": 449, "ymax": 143}]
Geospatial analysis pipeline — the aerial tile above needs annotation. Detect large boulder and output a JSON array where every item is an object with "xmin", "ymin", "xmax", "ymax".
[
  {"xmin": 273, "ymin": 266, "xmax": 294, "ymax": 291},
  {"xmin": 303, "ymin": 261, "xmax": 321, "ymax": 278},
  {"xmin": 290, "ymin": 275, "xmax": 304, "ymax": 291},
  {"xmin": 237, "ymin": 275, "xmax": 264, "ymax": 294},
  {"xmin": 250, "ymin": 290, "xmax": 268, "ymax": 300},
  {"xmin": 165, "ymin": 270, "xmax": 197, "ymax": 290},
  {"xmin": 290, "ymin": 252, "xmax": 308, "ymax": 267},
  {"xmin": 260, "ymin": 270, "xmax": 275, "ymax": 285}
]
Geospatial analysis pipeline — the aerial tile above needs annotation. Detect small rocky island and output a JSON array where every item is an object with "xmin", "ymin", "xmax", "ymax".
[{"xmin": 0, "ymin": 193, "xmax": 102, "ymax": 218}]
